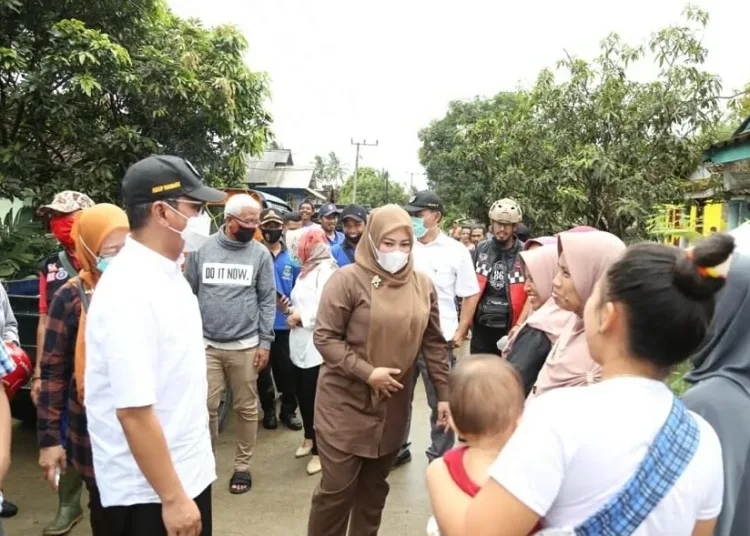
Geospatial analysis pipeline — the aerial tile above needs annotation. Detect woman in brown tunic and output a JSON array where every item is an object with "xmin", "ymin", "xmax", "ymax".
[{"xmin": 309, "ymin": 204, "xmax": 451, "ymax": 536}]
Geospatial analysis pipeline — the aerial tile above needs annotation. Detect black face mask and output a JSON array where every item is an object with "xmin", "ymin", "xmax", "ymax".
[
  {"xmin": 346, "ymin": 233, "xmax": 362, "ymax": 245},
  {"xmin": 235, "ymin": 226, "xmax": 256, "ymax": 243},
  {"xmin": 262, "ymin": 229, "xmax": 283, "ymax": 244}
]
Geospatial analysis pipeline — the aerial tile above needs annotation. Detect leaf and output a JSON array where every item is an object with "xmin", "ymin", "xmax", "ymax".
[
  {"xmin": 0, "ymin": 1, "xmax": 271, "ymax": 205},
  {"xmin": 417, "ymin": 10, "xmax": 724, "ymax": 239}
]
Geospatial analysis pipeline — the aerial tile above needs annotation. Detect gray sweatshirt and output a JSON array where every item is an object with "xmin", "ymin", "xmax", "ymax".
[
  {"xmin": 185, "ymin": 229, "xmax": 276, "ymax": 350},
  {"xmin": 0, "ymin": 285, "xmax": 19, "ymax": 344}
]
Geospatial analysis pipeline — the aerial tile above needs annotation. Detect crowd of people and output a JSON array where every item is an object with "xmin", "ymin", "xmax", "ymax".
[{"xmin": 0, "ymin": 152, "xmax": 747, "ymax": 536}]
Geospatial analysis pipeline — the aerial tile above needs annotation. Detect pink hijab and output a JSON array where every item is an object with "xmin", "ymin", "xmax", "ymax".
[
  {"xmin": 503, "ymin": 245, "xmax": 567, "ymax": 357},
  {"xmin": 520, "ymin": 244, "xmax": 557, "ymax": 303},
  {"xmin": 530, "ymin": 230, "xmax": 626, "ymax": 398},
  {"xmin": 297, "ymin": 228, "xmax": 333, "ymax": 279},
  {"xmin": 523, "ymin": 236, "xmax": 556, "ymax": 251}
]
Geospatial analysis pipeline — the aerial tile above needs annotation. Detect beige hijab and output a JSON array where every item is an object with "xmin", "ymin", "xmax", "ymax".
[
  {"xmin": 531, "ymin": 231, "xmax": 626, "ymax": 398},
  {"xmin": 355, "ymin": 204, "xmax": 432, "ymax": 372}
]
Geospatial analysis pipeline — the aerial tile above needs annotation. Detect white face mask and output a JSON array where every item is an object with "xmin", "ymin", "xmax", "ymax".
[
  {"xmin": 377, "ymin": 250, "xmax": 409, "ymax": 274},
  {"xmin": 165, "ymin": 204, "xmax": 212, "ymax": 252},
  {"xmin": 369, "ymin": 234, "xmax": 409, "ymax": 274}
]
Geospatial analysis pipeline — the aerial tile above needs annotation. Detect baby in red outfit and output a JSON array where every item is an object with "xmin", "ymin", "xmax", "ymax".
[{"xmin": 426, "ymin": 355, "xmax": 542, "ymax": 536}]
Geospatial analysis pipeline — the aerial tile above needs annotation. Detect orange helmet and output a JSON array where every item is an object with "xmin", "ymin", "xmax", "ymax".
[{"xmin": 2, "ymin": 342, "xmax": 32, "ymax": 400}]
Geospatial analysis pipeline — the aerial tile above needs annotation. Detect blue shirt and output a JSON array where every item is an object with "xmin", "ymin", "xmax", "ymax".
[
  {"xmin": 0, "ymin": 342, "xmax": 16, "ymax": 378},
  {"xmin": 331, "ymin": 240, "xmax": 357, "ymax": 267},
  {"xmin": 272, "ymin": 246, "xmax": 300, "ymax": 331},
  {"xmin": 326, "ymin": 231, "xmax": 345, "ymax": 246}
]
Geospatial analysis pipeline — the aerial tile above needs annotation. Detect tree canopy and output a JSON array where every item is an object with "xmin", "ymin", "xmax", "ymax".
[
  {"xmin": 338, "ymin": 167, "xmax": 408, "ymax": 207},
  {"xmin": 311, "ymin": 152, "xmax": 347, "ymax": 190},
  {"xmin": 419, "ymin": 7, "xmax": 732, "ymax": 239},
  {"xmin": 0, "ymin": 0, "xmax": 271, "ymax": 205}
]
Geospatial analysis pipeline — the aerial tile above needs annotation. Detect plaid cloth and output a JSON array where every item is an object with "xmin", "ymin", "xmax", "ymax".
[
  {"xmin": 36, "ymin": 282, "xmax": 94, "ymax": 485},
  {"xmin": 576, "ymin": 397, "xmax": 700, "ymax": 535},
  {"xmin": 0, "ymin": 342, "xmax": 16, "ymax": 378}
]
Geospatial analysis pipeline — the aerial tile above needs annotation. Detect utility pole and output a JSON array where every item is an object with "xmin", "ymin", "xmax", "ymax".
[
  {"xmin": 351, "ymin": 138, "xmax": 378, "ymax": 203},
  {"xmin": 406, "ymin": 171, "xmax": 426, "ymax": 192},
  {"xmin": 383, "ymin": 169, "xmax": 389, "ymax": 205}
]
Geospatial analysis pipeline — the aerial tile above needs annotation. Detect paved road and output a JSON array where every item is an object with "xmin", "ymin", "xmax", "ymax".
[{"xmin": 2, "ymin": 384, "xmax": 435, "ymax": 536}]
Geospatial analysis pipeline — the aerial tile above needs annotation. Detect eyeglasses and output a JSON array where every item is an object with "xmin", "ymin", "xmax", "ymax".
[
  {"xmin": 232, "ymin": 215, "xmax": 260, "ymax": 227},
  {"xmin": 168, "ymin": 198, "xmax": 207, "ymax": 215}
]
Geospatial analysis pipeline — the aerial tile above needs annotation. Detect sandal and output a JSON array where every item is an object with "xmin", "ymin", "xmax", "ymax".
[{"xmin": 229, "ymin": 471, "xmax": 253, "ymax": 495}]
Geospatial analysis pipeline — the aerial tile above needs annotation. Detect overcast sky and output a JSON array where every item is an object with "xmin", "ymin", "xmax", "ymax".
[{"xmin": 169, "ymin": 0, "xmax": 750, "ymax": 190}]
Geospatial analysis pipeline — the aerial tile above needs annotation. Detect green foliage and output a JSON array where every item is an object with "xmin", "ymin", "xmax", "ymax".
[
  {"xmin": 646, "ymin": 203, "xmax": 703, "ymax": 244},
  {"xmin": 0, "ymin": 205, "xmax": 57, "ymax": 279},
  {"xmin": 669, "ymin": 362, "xmax": 692, "ymax": 396},
  {"xmin": 0, "ymin": 0, "xmax": 271, "ymax": 205},
  {"xmin": 338, "ymin": 167, "xmax": 408, "ymax": 207},
  {"xmin": 729, "ymin": 83, "xmax": 750, "ymax": 124},
  {"xmin": 311, "ymin": 152, "xmax": 347, "ymax": 190},
  {"xmin": 419, "ymin": 8, "xmax": 728, "ymax": 239}
]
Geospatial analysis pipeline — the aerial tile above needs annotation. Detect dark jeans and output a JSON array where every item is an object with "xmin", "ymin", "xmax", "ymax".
[
  {"xmin": 294, "ymin": 364, "xmax": 320, "ymax": 455},
  {"xmin": 89, "ymin": 484, "xmax": 212, "ymax": 536},
  {"xmin": 470, "ymin": 323, "xmax": 507, "ymax": 356},
  {"xmin": 258, "ymin": 330, "xmax": 298, "ymax": 415}
]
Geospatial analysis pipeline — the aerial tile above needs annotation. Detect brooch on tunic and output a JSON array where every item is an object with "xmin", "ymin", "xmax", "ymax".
[{"xmin": 371, "ymin": 275, "xmax": 382, "ymax": 289}]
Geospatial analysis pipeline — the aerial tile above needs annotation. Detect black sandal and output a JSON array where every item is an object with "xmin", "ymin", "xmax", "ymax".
[{"xmin": 229, "ymin": 471, "xmax": 252, "ymax": 495}]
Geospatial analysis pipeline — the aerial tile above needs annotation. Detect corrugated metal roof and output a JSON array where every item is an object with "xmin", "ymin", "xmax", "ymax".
[
  {"xmin": 261, "ymin": 149, "xmax": 294, "ymax": 165},
  {"xmin": 245, "ymin": 166, "xmax": 315, "ymax": 190}
]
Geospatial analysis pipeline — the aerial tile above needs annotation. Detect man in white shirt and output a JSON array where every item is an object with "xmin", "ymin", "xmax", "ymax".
[
  {"xmin": 84, "ymin": 155, "xmax": 225, "ymax": 536},
  {"xmin": 396, "ymin": 190, "xmax": 480, "ymax": 466}
]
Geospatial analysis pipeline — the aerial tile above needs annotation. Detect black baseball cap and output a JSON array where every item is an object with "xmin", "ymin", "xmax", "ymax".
[
  {"xmin": 340, "ymin": 204, "xmax": 367, "ymax": 223},
  {"xmin": 403, "ymin": 190, "xmax": 444, "ymax": 214},
  {"xmin": 260, "ymin": 208, "xmax": 284, "ymax": 225},
  {"xmin": 122, "ymin": 155, "xmax": 226, "ymax": 207},
  {"xmin": 319, "ymin": 203, "xmax": 341, "ymax": 218}
]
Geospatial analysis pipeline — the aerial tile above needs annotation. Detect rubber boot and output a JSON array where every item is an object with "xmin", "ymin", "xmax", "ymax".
[{"xmin": 42, "ymin": 468, "xmax": 83, "ymax": 536}]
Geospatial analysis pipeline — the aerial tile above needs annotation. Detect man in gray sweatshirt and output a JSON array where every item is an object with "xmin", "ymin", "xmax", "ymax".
[{"xmin": 185, "ymin": 193, "xmax": 276, "ymax": 495}]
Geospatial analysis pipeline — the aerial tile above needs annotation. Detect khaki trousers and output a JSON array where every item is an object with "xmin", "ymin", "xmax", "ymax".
[
  {"xmin": 206, "ymin": 346, "xmax": 259, "ymax": 473},
  {"xmin": 308, "ymin": 434, "xmax": 400, "ymax": 536}
]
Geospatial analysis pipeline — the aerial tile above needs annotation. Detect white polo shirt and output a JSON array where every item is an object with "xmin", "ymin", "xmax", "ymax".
[
  {"xmin": 85, "ymin": 237, "xmax": 216, "ymax": 507},
  {"xmin": 413, "ymin": 233, "xmax": 480, "ymax": 340}
]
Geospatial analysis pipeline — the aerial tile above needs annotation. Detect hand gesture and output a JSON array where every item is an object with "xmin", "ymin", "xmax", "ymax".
[
  {"xmin": 254, "ymin": 348, "xmax": 270, "ymax": 370},
  {"xmin": 39, "ymin": 445, "xmax": 66, "ymax": 490},
  {"xmin": 437, "ymin": 401, "xmax": 451, "ymax": 430},
  {"xmin": 451, "ymin": 327, "xmax": 468, "ymax": 349},
  {"xmin": 31, "ymin": 378, "xmax": 42, "ymax": 406},
  {"xmin": 286, "ymin": 311, "xmax": 302, "ymax": 329},
  {"xmin": 277, "ymin": 294, "xmax": 292, "ymax": 313},
  {"xmin": 366, "ymin": 367, "xmax": 403, "ymax": 398},
  {"xmin": 162, "ymin": 492, "xmax": 202, "ymax": 536}
]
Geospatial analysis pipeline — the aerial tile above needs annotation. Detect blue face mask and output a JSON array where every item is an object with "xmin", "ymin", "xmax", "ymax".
[
  {"xmin": 411, "ymin": 216, "xmax": 428, "ymax": 239},
  {"xmin": 96, "ymin": 256, "xmax": 113, "ymax": 273}
]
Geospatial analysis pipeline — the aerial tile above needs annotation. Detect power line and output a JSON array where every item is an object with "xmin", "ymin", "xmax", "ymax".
[
  {"xmin": 350, "ymin": 138, "xmax": 378, "ymax": 203},
  {"xmin": 406, "ymin": 171, "xmax": 426, "ymax": 191}
]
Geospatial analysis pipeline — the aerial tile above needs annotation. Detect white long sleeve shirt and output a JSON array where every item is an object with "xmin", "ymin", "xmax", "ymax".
[{"xmin": 289, "ymin": 260, "xmax": 337, "ymax": 369}]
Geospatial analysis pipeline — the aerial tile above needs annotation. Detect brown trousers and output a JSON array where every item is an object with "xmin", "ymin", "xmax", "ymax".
[
  {"xmin": 308, "ymin": 434, "xmax": 400, "ymax": 536},
  {"xmin": 206, "ymin": 346, "xmax": 259, "ymax": 473}
]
